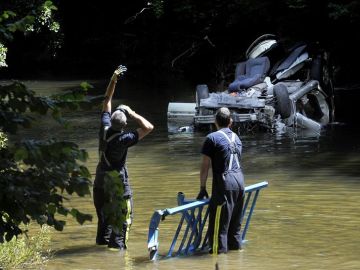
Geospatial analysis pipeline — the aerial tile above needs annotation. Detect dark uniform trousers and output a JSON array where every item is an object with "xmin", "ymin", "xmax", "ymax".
[
  {"xmin": 208, "ymin": 170, "xmax": 245, "ymax": 254},
  {"xmin": 93, "ymin": 170, "xmax": 133, "ymax": 249}
]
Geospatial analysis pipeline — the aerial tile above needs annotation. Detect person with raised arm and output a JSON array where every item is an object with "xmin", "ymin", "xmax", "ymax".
[{"xmin": 93, "ymin": 66, "xmax": 154, "ymax": 250}]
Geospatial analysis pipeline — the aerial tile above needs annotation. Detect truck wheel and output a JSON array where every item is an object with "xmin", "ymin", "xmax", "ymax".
[
  {"xmin": 310, "ymin": 52, "xmax": 334, "ymax": 98},
  {"xmin": 310, "ymin": 53, "xmax": 336, "ymax": 122},
  {"xmin": 274, "ymin": 84, "xmax": 292, "ymax": 119},
  {"xmin": 196, "ymin": 84, "xmax": 209, "ymax": 107}
]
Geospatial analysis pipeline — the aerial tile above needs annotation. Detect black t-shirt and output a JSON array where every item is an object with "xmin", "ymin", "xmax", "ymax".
[
  {"xmin": 94, "ymin": 112, "xmax": 139, "ymax": 194},
  {"xmin": 201, "ymin": 128, "xmax": 242, "ymax": 175},
  {"xmin": 201, "ymin": 128, "xmax": 244, "ymax": 194},
  {"xmin": 98, "ymin": 111, "xmax": 138, "ymax": 169}
]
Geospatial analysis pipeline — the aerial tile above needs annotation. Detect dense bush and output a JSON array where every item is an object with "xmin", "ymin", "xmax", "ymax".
[
  {"xmin": 0, "ymin": 225, "xmax": 52, "ymax": 269},
  {"xmin": 0, "ymin": 81, "xmax": 101, "ymax": 242}
]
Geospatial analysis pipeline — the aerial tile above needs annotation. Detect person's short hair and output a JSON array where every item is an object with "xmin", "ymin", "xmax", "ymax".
[
  {"xmin": 215, "ymin": 107, "xmax": 231, "ymax": 127},
  {"xmin": 111, "ymin": 110, "xmax": 127, "ymax": 131}
]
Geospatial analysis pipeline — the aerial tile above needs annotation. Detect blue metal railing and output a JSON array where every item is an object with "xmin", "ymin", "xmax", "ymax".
[{"xmin": 147, "ymin": 181, "xmax": 268, "ymax": 260}]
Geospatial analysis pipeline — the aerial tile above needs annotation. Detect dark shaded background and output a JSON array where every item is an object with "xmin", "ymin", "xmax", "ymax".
[{"xmin": 1, "ymin": 0, "xmax": 360, "ymax": 122}]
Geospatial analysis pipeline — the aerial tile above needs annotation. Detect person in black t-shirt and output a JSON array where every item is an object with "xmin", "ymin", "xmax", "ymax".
[
  {"xmin": 93, "ymin": 66, "xmax": 154, "ymax": 250},
  {"xmin": 197, "ymin": 107, "xmax": 245, "ymax": 254}
]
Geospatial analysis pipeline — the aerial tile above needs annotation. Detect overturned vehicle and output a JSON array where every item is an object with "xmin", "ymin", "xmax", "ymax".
[{"xmin": 168, "ymin": 34, "xmax": 335, "ymax": 134}]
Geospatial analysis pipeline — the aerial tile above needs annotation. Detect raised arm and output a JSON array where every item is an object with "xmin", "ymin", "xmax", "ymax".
[
  {"xmin": 102, "ymin": 66, "xmax": 127, "ymax": 112},
  {"xmin": 131, "ymin": 111, "xmax": 154, "ymax": 140}
]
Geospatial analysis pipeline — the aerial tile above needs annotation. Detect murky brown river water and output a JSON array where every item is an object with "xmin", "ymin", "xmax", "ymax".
[{"xmin": 14, "ymin": 80, "xmax": 360, "ymax": 269}]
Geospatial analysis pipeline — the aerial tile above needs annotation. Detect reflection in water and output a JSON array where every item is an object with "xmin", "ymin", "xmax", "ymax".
[{"xmin": 14, "ymin": 81, "xmax": 360, "ymax": 270}]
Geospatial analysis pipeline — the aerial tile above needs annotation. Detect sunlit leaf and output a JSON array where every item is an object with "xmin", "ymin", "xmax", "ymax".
[
  {"xmin": 80, "ymin": 81, "xmax": 93, "ymax": 91},
  {"xmin": 79, "ymin": 165, "xmax": 91, "ymax": 178}
]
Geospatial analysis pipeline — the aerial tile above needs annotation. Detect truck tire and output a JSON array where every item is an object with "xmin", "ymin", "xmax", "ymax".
[
  {"xmin": 310, "ymin": 53, "xmax": 335, "ymax": 121},
  {"xmin": 196, "ymin": 84, "xmax": 209, "ymax": 107},
  {"xmin": 274, "ymin": 84, "xmax": 292, "ymax": 119},
  {"xmin": 310, "ymin": 52, "xmax": 334, "ymax": 97}
]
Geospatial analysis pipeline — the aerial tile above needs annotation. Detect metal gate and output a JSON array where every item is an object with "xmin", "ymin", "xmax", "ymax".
[{"xmin": 147, "ymin": 181, "xmax": 268, "ymax": 260}]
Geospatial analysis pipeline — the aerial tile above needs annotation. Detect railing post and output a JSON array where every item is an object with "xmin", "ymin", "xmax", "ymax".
[
  {"xmin": 147, "ymin": 210, "xmax": 164, "ymax": 260},
  {"xmin": 242, "ymin": 189, "xmax": 260, "ymax": 240},
  {"xmin": 167, "ymin": 213, "xmax": 186, "ymax": 257}
]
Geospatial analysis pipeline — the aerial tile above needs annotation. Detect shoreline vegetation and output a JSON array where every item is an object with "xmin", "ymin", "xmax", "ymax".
[{"xmin": 0, "ymin": 225, "xmax": 52, "ymax": 270}]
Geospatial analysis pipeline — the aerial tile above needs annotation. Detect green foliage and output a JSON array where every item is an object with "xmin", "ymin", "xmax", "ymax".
[
  {"xmin": 0, "ymin": 0, "xmax": 58, "ymax": 37},
  {"xmin": 38, "ymin": 1, "xmax": 58, "ymax": 28},
  {"xmin": 0, "ymin": 81, "xmax": 99, "ymax": 133},
  {"xmin": 151, "ymin": 0, "xmax": 165, "ymax": 18},
  {"xmin": 103, "ymin": 171, "xmax": 126, "ymax": 229},
  {"xmin": 0, "ymin": 42, "xmax": 8, "ymax": 67},
  {"xmin": 6, "ymin": 14, "xmax": 35, "ymax": 34},
  {"xmin": 0, "ymin": 81, "xmax": 101, "ymax": 242},
  {"xmin": 0, "ymin": 0, "xmax": 60, "ymax": 67},
  {"xmin": 0, "ymin": 131, "xmax": 7, "ymax": 149},
  {"xmin": 0, "ymin": 0, "xmax": 99, "ymax": 243},
  {"xmin": 0, "ymin": 225, "xmax": 52, "ymax": 269},
  {"xmin": 328, "ymin": 1, "xmax": 360, "ymax": 22}
]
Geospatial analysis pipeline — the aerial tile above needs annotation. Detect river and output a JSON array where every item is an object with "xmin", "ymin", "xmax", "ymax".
[{"xmin": 15, "ymin": 80, "xmax": 360, "ymax": 269}]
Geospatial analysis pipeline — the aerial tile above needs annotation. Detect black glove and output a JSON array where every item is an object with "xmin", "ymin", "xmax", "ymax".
[{"xmin": 196, "ymin": 187, "xmax": 209, "ymax": 200}]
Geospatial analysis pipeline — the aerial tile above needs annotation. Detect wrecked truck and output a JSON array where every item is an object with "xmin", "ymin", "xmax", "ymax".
[{"xmin": 168, "ymin": 34, "xmax": 335, "ymax": 134}]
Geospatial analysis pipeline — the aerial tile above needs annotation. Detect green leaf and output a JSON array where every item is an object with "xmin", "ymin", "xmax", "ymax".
[
  {"xmin": 57, "ymin": 206, "xmax": 69, "ymax": 216},
  {"xmin": 1, "ymin": 11, "xmax": 17, "ymax": 21},
  {"xmin": 48, "ymin": 203, "xmax": 56, "ymax": 215},
  {"xmin": 14, "ymin": 147, "xmax": 28, "ymax": 161},
  {"xmin": 69, "ymin": 208, "xmax": 92, "ymax": 224},
  {"xmin": 79, "ymin": 165, "xmax": 91, "ymax": 178},
  {"xmin": 44, "ymin": 1, "xmax": 58, "ymax": 11},
  {"xmin": 77, "ymin": 149, "xmax": 88, "ymax": 162},
  {"xmin": 53, "ymin": 220, "xmax": 65, "ymax": 231},
  {"xmin": 80, "ymin": 81, "xmax": 93, "ymax": 91},
  {"xmin": 51, "ymin": 108, "xmax": 62, "ymax": 121},
  {"xmin": 36, "ymin": 215, "xmax": 48, "ymax": 225}
]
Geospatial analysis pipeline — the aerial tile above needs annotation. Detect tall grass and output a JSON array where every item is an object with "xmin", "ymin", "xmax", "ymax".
[{"xmin": 0, "ymin": 225, "xmax": 52, "ymax": 270}]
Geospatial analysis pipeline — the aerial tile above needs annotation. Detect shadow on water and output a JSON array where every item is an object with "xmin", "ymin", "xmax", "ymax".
[
  {"xmin": 51, "ymin": 244, "xmax": 159, "ymax": 268},
  {"xmin": 53, "ymin": 245, "xmax": 107, "ymax": 257}
]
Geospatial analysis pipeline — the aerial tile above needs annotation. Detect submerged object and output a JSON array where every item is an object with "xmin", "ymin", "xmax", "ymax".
[{"xmin": 167, "ymin": 102, "xmax": 196, "ymax": 133}]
